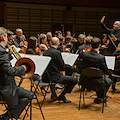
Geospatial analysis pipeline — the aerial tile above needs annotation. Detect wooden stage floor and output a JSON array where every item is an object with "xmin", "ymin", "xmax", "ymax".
[{"xmin": 1, "ymin": 78, "xmax": 120, "ymax": 120}]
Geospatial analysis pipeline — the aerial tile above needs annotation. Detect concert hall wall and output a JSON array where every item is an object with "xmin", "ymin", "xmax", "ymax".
[{"xmin": 1, "ymin": 1, "xmax": 120, "ymax": 38}]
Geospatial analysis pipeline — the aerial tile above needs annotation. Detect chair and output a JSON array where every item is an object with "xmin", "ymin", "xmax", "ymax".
[
  {"xmin": 0, "ymin": 91, "xmax": 32, "ymax": 120},
  {"xmin": 78, "ymin": 67, "xmax": 107, "ymax": 113},
  {"xmin": 0, "ymin": 92, "xmax": 13, "ymax": 120},
  {"xmin": 32, "ymin": 72, "xmax": 56, "ymax": 105},
  {"xmin": 73, "ymin": 59, "xmax": 83, "ymax": 79},
  {"xmin": 111, "ymin": 59, "xmax": 120, "ymax": 94}
]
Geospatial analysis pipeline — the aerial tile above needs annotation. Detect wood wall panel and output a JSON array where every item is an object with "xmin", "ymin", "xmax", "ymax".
[
  {"xmin": 4, "ymin": 2, "xmax": 120, "ymax": 38},
  {"xmin": 4, "ymin": 0, "xmax": 120, "ymax": 8}
]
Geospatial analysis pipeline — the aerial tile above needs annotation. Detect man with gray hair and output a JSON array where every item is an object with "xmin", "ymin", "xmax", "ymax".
[
  {"xmin": 100, "ymin": 16, "xmax": 120, "ymax": 55},
  {"xmin": 42, "ymin": 37, "xmax": 77, "ymax": 103},
  {"xmin": 72, "ymin": 34, "xmax": 85, "ymax": 53}
]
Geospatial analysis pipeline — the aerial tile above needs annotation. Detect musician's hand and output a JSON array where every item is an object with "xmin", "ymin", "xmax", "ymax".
[
  {"xmin": 111, "ymin": 34, "xmax": 117, "ymax": 41},
  {"xmin": 8, "ymin": 45, "xmax": 16, "ymax": 54},
  {"xmin": 100, "ymin": 16, "xmax": 105, "ymax": 23},
  {"xmin": 23, "ymin": 45, "xmax": 27, "ymax": 48},
  {"xmin": 22, "ymin": 65, "xmax": 27, "ymax": 71}
]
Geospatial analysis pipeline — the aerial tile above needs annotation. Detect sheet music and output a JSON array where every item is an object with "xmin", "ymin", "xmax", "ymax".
[
  {"xmin": 105, "ymin": 56, "xmax": 115, "ymax": 70},
  {"xmin": 61, "ymin": 52, "xmax": 79, "ymax": 66},
  {"xmin": 10, "ymin": 54, "xmax": 51, "ymax": 76}
]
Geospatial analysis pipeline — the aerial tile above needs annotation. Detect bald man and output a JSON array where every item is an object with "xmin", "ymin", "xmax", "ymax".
[{"xmin": 42, "ymin": 37, "xmax": 77, "ymax": 103}]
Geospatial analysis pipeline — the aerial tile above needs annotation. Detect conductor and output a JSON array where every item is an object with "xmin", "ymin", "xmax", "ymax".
[{"xmin": 100, "ymin": 16, "xmax": 120, "ymax": 55}]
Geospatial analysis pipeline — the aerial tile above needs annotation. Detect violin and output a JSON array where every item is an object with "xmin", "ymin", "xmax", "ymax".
[{"xmin": 35, "ymin": 47, "xmax": 42, "ymax": 55}]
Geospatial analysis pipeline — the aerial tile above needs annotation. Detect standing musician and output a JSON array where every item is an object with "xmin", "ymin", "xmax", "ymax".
[
  {"xmin": 100, "ymin": 16, "xmax": 120, "ymax": 55},
  {"xmin": 0, "ymin": 27, "xmax": 34, "ymax": 120},
  {"xmin": 42, "ymin": 37, "xmax": 77, "ymax": 103}
]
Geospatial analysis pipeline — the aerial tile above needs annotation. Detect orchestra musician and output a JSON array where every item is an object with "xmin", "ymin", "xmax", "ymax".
[
  {"xmin": 101, "ymin": 34, "xmax": 109, "ymax": 48},
  {"xmin": 46, "ymin": 32, "xmax": 52, "ymax": 45},
  {"xmin": 80, "ymin": 37, "xmax": 112, "ymax": 104},
  {"xmin": 112, "ymin": 43, "xmax": 120, "ymax": 90},
  {"xmin": 55, "ymin": 31, "xmax": 62, "ymax": 37},
  {"xmin": 63, "ymin": 36, "xmax": 73, "ymax": 52},
  {"xmin": 100, "ymin": 16, "xmax": 120, "ymax": 55},
  {"xmin": 42, "ymin": 37, "xmax": 77, "ymax": 103},
  {"xmin": 77, "ymin": 35, "xmax": 92, "ymax": 55},
  {"xmin": 26, "ymin": 36, "xmax": 42, "ymax": 55},
  {"xmin": 38, "ymin": 33, "xmax": 49, "ymax": 51},
  {"xmin": 13, "ymin": 28, "xmax": 28, "ymax": 53},
  {"xmin": 72, "ymin": 34, "xmax": 85, "ymax": 53},
  {"xmin": 0, "ymin": 27, "xmax": 34, "ymax": 120}
]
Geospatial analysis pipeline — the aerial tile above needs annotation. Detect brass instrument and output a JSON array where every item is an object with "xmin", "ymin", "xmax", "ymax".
[{"xmin": 8, "ymin": 45, "xmax": 35, "ymax": 79}]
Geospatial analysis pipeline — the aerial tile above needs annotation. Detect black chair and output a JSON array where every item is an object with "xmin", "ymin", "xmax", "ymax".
[
  {"xmin": 111, "ymin": 59, "xmax": 120, "ymax": 94},
  {"xmin": 0, "ymin": 91, "xmax": 32, "ymax": 120},
  {"xmin": 78, "ymin": 67, "xmax": 107, "ymax": 113},
  {"xmin": 0, "ymin": 92, "xmax": 13, "ymax": 120},
  {"xmin": 32, "ymin": 72, "xmax": 56, "ymax": 104},
  {"xmin": 73, "ymin": 59, "xmax": 83, "ymax": 79}
]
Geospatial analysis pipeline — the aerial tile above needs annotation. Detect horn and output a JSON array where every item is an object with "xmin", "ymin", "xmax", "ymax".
[{"xmin": 8, "ymin": 45, "xmax": 35, "ymax": 79}]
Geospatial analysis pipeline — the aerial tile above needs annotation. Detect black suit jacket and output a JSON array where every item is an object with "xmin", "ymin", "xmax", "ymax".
[
  {"xmin": 81, "ymin": 50, "xmax": 110, "ymax": 91},
  {"xmin": 0, "ymin": 45, "xmax": 25, "ymax": 106},
  {"xmin": 102, "ymin": 23, "xmax": 120, "ymax": 55},
  {"xmin": 42, "ymin": 47, "xmax": 65, "ymax": 83}
]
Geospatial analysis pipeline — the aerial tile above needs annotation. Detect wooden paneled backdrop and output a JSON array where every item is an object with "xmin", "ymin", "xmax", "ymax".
[{"xmin": 0, "ymin": 2, "xmax": 120, "ymax": 38}]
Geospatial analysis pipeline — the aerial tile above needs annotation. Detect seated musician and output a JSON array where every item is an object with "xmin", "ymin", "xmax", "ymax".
[
  {"xmin": 57, "ymin": 36, "xmax": 65, "ymax": 52},
  {"xmin": 101, "ymin": 34, "xmax": 109, "ymax": 48},
  {"xmin": 63, "ymin": 36, "xmax": 73, "ymax": 52},
  {"xmin": 77, "ymin": 35, "xmax": 92, "ymax": 55},
  {"xmin": 112, "ymin": 43, "xmax": 120, "ymax": 90},
  {"xmin": 80, "ymin": 37, "xmax": 112, "ymax": 104},
  {"xmin": 0, "ymin": 27, "xmax": 34, "ymax": 120},
  {"xmin": 54, "ymin": 31, "xmax": 62, "ymax": 37},
  {"xmin": 66, "ymin": 31, "xmax": 71, "ymax": 37},
  {"xmin": 26, "ymin": 36, "xmax": 42, "ymax": 55},
  {"xmin": 42, "ymin": 37, "xmax": 77, "ymax": 103},
  {"xmin": 7, "ymin": 30, "xmax": 25, "ymax": 50},
  {"xmin": 38, "ymin": 33, "xmax": 48, "ymax": 51},
  {"xmin": 13, "ymin": 28, "xmax": 27, "ymax": 49},
  {"xmin": 72, "ymin": 34, "xmax": 85, "ymax": 53},
  {"xmin": 46, "ymin": 32, "xmax": 52, "ymax": 45}
]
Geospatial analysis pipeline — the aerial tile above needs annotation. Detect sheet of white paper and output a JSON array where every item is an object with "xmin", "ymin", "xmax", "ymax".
[
  {"xmin": 105, "ymin": 56, "xmax": 115, "ymax": 70},
  {"xmin": 61, "ymin": 52, "xmax": 79, "ymax": 66},
  {"xmin": 10, "ymin": 54, "xmax": 51, "ymax": 76}
]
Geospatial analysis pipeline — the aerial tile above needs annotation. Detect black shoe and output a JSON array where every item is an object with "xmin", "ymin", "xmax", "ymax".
[
  {"xmin": 41, "ymin": 87, "xmax": 50, "ymax": 93},
  {"xmin": 94, "ymin": 98, "xmax": 101, "ymax": 104},
  {"xmin": 50, "ymin": 94, "xmax": 58, "ymax": 102},
  {"xmin": 58, "ymin": 96, "xmax": 71, "ymax": 103}
]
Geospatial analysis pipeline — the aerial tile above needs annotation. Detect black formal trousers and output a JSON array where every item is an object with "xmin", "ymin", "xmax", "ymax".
[
  {"xmin": 50, "ymin": 75, "xmax": 77, "ymax": 98},
  {"xmin": 2, "ymin": 87, "xmax": 34, "ymax": 119}
]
